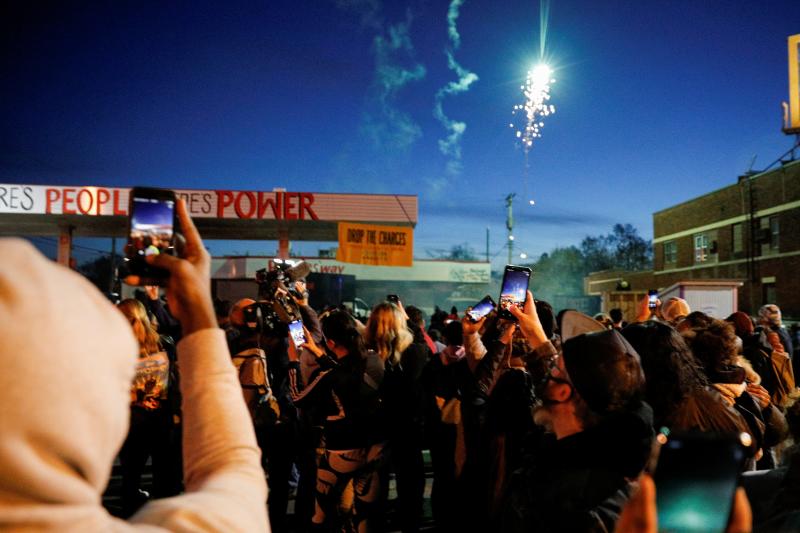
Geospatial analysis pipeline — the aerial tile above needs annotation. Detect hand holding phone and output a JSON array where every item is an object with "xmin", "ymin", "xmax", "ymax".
[
  {"xmin": 648, "ymin": 289, "xmax": 659, "ymax": 310},
  {"xmin": 387, "ymin": 294, "xmax": 400, "ymax": 304},
  {"xmin": 467, "ymin": 295, "xmax": 496, "ymax": 322},
  {"xmin": 498, "ymin": 265, "xmax": 532, "ymax": 320},
  {"xmin": 141, "ymin": 199, "xmax": 216, "ymax": 336},
  {"xmin": 122, "ymin": 187, "xmax": 178, "ymax": 286},
  {"xmin": 288, "ymin": 319, "xmax": 307, "ymax": 349}
]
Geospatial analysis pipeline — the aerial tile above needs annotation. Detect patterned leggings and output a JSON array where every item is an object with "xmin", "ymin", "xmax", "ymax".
[{"xmin": 313, "ymin": 442, "xmax": 386, "ymax": 532}]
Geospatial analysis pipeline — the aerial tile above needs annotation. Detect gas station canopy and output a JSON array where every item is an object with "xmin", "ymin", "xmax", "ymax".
[{"xmin": 0, "ymin": 184, "xmax": 418, "ymax": 241}]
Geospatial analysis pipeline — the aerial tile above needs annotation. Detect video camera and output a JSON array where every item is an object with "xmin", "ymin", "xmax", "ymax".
[{"xmin": 242, "ymin": 259, "xmax": 310, "ymax": 336}]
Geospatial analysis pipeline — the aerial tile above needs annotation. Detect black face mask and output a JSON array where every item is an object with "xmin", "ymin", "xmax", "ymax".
[{"xmin": 530, "ymin": 353, "xmax": 573, "ymax": 405}]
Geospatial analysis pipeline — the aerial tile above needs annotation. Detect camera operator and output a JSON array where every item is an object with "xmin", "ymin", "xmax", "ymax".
[
  {"xmin": 227, "ymin": 296, "xmax": 299, "ymax": 532},
  {"xmin": 0, "ymin": 200, "xmax": 267, "ymax": 531},
  {"xmin": 230, "ymin": 261, "xmax": 322, "ymax": 533}
]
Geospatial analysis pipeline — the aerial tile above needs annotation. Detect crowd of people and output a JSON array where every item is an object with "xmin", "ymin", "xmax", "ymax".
[{"xmin": 3, "ymin": 200, "xmax": 800, "ymax": 532}]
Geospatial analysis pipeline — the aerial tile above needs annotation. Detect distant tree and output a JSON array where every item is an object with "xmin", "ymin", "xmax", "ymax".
[
  {"xmin": 427, "ymin": 242, "xmax": 479, "ymax": 261},
  {"xmin": 580, "ymin": 235, "xmax": 615, "ymax": 273},
  {"xmin": 608, "ymin": 223, "xmax": 652, "ymax": 271},
  {"xmin": 527, "ymin": 223, "xmax": 652, "ymax": 314}
]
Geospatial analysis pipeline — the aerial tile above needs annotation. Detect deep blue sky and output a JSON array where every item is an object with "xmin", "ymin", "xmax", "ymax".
[{"xmin": 2, "ymin": 0, "xmax": 798, "ymax": 266}]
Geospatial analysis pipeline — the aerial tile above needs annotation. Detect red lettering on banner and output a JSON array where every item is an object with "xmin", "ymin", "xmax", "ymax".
[
  {"xmin": 97, "ymin": 189, "xmax": 110, "ymax": 215},
  {"xmin": 299, "ymin": 193, "xmax": 318, "ymax": 220},
  {"xmin": 234, "ymin": 191, "xmax": 256, "ymax": 219},
  {"xmin": 62, "ymin": 188, "xmax": 77, "ymax": 214},
  {"xmin": 77, "ymin": 189, "xmax": 93, "ymax": 215},
  {"xmin": 283, "ymin": 192, "xmax": 298, "ymax": 220},
  {"xmin": 112, "ymin": 190, "xmax": 126, "ymax": 215},
  {"xmin": 257, "ymin": 192, "xmax": 281, "ymax": 219},
  {"xmin": 46, "ymin": 189, "xmax": 61, "ymax": 214},
  {"xmin": 217, "ymin": 191, "xmax": 234, "ymax": 218}
]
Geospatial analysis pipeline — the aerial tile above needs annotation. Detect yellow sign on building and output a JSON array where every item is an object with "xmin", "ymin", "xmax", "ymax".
[
  {"xmin": 336, "ymin": 222, "xmax": 413, "ymax": 267},
  {"xmin": 784, "ymin": 34, "xmax": 800, "ymax": 134}
]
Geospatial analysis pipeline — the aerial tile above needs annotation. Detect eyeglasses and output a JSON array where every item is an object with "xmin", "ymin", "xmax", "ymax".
[{"xmin": 531, "ymin": 352, "xmax": 561, "ymax": 390}]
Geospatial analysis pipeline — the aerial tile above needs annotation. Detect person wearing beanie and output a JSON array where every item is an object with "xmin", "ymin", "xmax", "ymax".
[
  {"xmin": 0, "ymin": 201, "xmax": 268, "ymax": 531},
  {"xmin": 500, "ymin": 293, "xmax": 654, "ymax": 533}
]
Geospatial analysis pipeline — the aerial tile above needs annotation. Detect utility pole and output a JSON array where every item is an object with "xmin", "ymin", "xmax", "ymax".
[
  {"xmin": 109, "ymin": 236, "xmax": 117, "ymax": 295},
  {"xmin": 485, "ymin": 227, "xmax": 490, "ymax": 263},
  {"xmin": 505, "ymin": 193, "xmax": 515, "ymax": 265}
]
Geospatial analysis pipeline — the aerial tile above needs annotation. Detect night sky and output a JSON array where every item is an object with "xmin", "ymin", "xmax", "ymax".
[{"xmin": 1, "ymin": 1, "xmax": 798, "ymax": 266}]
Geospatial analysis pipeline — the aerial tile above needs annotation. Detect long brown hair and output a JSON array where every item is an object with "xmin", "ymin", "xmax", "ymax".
[
  {"xmin": 364, "ymin": 302, "xmax": 412, "ymax": 366},
  {"xmin": 117, "ymin": 299, "xmax": 161, "ymax": 356}
]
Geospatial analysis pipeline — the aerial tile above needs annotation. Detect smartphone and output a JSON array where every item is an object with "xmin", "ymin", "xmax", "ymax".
[
  {"xmin": 468, "ymin": 295, "xmax": 496, "ymax": 322},
  {"xmin": 648, "ymin": 289, "xmax": 658, "ymax": 309},
  {"xmin": 288, "ymin": 319, "xmax": 306, "ymax": 349},
  {"xmin": 498, "ymin": 265, "xmax": 532, "ymax": 320},
  {"xmin": 122, "ymin": 187, "xmax": 177, "ymax": 285},
  {"xmin": 653, "ymin": 432, "xmax": 745, "ymax": 533},
  {"xmin": 387, "ymin": 294, "xmax": 400, "ymax": 304}
]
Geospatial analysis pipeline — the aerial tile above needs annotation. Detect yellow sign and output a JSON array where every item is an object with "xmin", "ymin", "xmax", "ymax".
[
  {"xmin": 785, "ymin": 34, "xmax": 800, "ymax": 134},
  {"xmin": 336, "ymin": 222, "xmax": 413, "ymax": 267}
]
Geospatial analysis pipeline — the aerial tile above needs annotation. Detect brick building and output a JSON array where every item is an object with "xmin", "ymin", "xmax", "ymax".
[{"xmin": 587, "ymin": 159, "xmax": 800, "ymax": 320}]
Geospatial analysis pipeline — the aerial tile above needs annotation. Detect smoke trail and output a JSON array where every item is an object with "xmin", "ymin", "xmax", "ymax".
[
  {"xmin": 361, "ymin": 13, "xmax": 426, "ymax": 150},
  {"xmin": 433, "ymin": 0, "xmax": 478, "ymax": 177}
]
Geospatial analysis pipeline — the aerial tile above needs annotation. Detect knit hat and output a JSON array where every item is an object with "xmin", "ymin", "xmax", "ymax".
[
  {"xmin": 662, "ymin": 297, "xmax": 691, "ymax": 323},
  {"xmin": 726, "ymin": 311, "xmax": 754, "ymax": 337},
  {"xmin": 562, "ymin": 329, "xmax": 645, "ymax": 414},
  {"xmin": 759, "ymin": 304, "xmax": 782, "ymax": 327}
]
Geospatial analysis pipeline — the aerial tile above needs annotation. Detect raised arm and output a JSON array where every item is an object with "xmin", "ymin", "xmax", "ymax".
[{"xmin": 130, "ymin": 200, "xmax": 268, "ymax": 532}]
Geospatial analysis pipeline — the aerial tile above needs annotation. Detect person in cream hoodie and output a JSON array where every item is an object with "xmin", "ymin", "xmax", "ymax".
[{"xmin": 0, "ymin": 199, "xmax": 269, "ymax": 532}]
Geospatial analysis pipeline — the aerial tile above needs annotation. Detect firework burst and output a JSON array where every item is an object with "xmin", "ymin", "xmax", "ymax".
[{"xmin": 510, "ymin": 63, "xmax": 556, "ymax": 153}]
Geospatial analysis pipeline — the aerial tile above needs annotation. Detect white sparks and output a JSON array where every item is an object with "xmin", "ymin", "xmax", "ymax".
[{"xmin": 511, "ymin": 63, "xmax": 556, "ymax": 152}]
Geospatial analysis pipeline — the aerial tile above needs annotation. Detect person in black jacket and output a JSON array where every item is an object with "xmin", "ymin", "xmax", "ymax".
[
  {"xmin": 364, "ymin": 301, "xmax": 431, "ymax": 533},
  {"xmin": 289, "ymin": 310, "xmax": 386, "ymax": 532},
  {"xmin": 501, "ymin": 293, "xmax": 654, "ymax": 533}
]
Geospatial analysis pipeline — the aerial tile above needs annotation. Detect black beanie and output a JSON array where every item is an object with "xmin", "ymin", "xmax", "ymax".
[{"xmin": 562, "ymin": 329, "xmax": 645, "ymax": 414}]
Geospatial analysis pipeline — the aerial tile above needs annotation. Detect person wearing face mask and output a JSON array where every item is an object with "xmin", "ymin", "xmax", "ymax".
[{"xmin": 501, "ymin": 292, "xmax": 654, "ymax": 533}]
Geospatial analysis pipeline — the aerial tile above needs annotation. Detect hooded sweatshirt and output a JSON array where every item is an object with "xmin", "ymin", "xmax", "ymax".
[{"xmin": 0, "ymin": 239, "xmax": 268, "ymax": 532}]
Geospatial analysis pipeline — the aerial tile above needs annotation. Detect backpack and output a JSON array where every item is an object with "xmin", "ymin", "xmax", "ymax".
[
  {"xmin": 769, "ymin": 348, "xmax": 796, "ymax": 409},
  {"xmin": 759, "ymin": 329, "xmax": 797, "ymax": 408},
  {"xmin": 232, "ymin": 347, "xmax": 281, "ymax": 427},
  {"xmin": 357, "ymin": 350, "xmax": 385, "ymax": 419}
]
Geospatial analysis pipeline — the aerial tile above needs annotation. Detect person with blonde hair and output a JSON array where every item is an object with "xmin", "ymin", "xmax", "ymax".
[
  {"xmin": 364, "ymin": 302, "xmax": 413, "ymax": 366},
  {"xmin": 364, "ymin": 300, "xmax": 432, "ymax": 532},
  {"xmin": 117, "ymin": 298, "xmax": 183, "ymax": 516},
  {"xmin": 118, "ymin": 299, "xmax": 162, "ymax": 356}
]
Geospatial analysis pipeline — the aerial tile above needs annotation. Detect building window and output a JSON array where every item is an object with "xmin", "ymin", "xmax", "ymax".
[
  {"xmin": 770, "ymin": 216, "xmax": 779, "ymax": 251},
  {"xmin": 763, "ymin": 283, "xmax": 777, "ymax": 306},
  {"xmin": 663, "ymin": 240, "xmax": 677, "ymax": 264},
  {"xmin": 732, "ymin": 223, "xmax": 743, "ymax": 254},
  {"xmin": 694, "ymin": 234, "xmax": 710, "ymax": 263}
]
